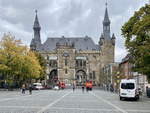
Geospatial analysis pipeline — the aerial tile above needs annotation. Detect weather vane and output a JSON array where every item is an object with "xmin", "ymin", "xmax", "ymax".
[{"xmin": 105, "ymin": 0, "xmax": 108, "ymax": 7}]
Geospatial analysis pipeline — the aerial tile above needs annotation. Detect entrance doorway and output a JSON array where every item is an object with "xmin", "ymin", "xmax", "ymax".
[
  {"xmin": 49, "ymin": 69, "xmax": 58, "ymax": 85},
  {"xmin": 75, "ymin": 70, "xmax": 87, "ymax": 85}
]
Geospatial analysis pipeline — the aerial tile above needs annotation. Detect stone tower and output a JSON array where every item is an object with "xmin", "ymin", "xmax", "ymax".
[
  {"xmin": 30, "ymin": 10, "xmax": 41, "ymax": 51},
  {"xmin": 99, "ymin": 3, "xmax": 116, "ymax": 67}
]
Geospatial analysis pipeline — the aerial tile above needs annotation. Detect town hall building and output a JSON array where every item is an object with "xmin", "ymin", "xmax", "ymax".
[{"xmin": 30, "ymin": 4, "xmax": 116, "ymax": 86}]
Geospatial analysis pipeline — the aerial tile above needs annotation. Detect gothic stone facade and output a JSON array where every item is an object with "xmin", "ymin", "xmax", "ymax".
[{"xmin": 30, "ymin": 7, "xmax": 116, "ymax": 85}]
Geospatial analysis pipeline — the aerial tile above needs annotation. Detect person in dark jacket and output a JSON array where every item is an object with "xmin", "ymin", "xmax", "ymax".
[
  {"xmin": 29, "ymin": 84, "xmax": 32, "ymax": 95},
  {"xmin": 73, "ymin": 83, "xmax": 75, "ymax": 92},
  {"xmin": 82, "ymin": 83, "xmax": 85, "ymax": 93}
]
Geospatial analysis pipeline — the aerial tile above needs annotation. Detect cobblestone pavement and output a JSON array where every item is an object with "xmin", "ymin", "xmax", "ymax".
[{"xmin": 0, "ymin": 89, "xmax": 150, "ymax": 113}]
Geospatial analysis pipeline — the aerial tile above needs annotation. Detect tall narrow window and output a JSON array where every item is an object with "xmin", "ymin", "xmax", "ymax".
[
  {"xmin": 80, "ymin": 60, "xmax": 82, "ymax": 67},
  {"xmin": 89, "ymin": 73, "xmax": 92, "ymax": 79},
  {"xmin": 49, "ymin": 60, "xmax": 52, "ymax": 67},
  {"xmin": 93, "ymin": 71, "xmax": 96, "ymax": 79},
  {"xmin": 65, "ymin": 59, "xmax": 67, "ymax": 66},
  {"xmin": 47, "ymin": 55, "xmax": 49, "ymax": 60},
  {"xmin": 65, "ymin": 69, "xmax": 68, "ymax": 74},
  {"xmin": 76, "ymin": 60, "xmax": 78, "ymax": 67},
  {"xmin": 83, "ymin": 61, "xmax": 86, "ymax": 67}
]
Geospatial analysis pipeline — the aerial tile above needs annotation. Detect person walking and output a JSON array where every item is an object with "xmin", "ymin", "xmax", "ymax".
[
  {"xmin": 22, "ymin": 84, "xmax": 26, "ymax": 94},
  {"xmin": 29, "ymin": 84, "xmax": 32, "ymax": 95},
  {"xmin": 72, "ymin": 83, "xmax": 75, "ymax": 92},
  {"xmin": 86, "ymin": 82, "xmax": 89, "ymax": 92},
  {"xmin": 82, "ymin": 83, "xmax": 85, "ymax": 93}
]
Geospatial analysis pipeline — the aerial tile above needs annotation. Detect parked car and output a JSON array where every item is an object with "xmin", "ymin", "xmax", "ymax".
[
  {"xmin": 33, "ymin": 83, "xmax": 44, "ymax": 90},
  {"xmin": 119, "ymin": 79, "xmax": 139, "ymax": 100},
  {"xmin": 53, "ymin": 85, "xmax": 59, "ymax": 90}
]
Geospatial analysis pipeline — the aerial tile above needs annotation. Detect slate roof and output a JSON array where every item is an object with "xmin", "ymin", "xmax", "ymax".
[{"xmin": 39, "ymin": 36, "xmax": 100, "ymax": 52}]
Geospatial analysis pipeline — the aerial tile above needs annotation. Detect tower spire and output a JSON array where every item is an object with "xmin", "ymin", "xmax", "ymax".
[
  {"xmin": 103, "ymin": 2, "xmax": 111, "ymax": 39},
  {"xmin": 103, "ymin": 2, "xmax": 110, "ymax": 25},
  {"xmin": 32, "ymin": 10, "xmax": 41, "ymax": 49},
  {"xmin": 33, "ymin": 10, "xmax": 41, "ymax": 30}
]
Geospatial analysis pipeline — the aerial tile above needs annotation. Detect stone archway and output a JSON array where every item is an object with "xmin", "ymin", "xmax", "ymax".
[
  {"xmin": 49, "ymin": 69, "xmax": 58, "ymax": 85},
  {"xmin": 75, "ymin": 70, "xmax": 87, "ymax": 85}
]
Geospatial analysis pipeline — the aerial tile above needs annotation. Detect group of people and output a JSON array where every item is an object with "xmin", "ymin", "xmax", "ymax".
[
  {"xmin": 72, "ymin": 82, "xmax": 93, "ymax": 93},
  {"xmin": 21, "ymin": 84, "xmax": 32, "ymax": 95}
]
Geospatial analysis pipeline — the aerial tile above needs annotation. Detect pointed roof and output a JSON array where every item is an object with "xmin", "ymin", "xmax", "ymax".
[
  {"xmin": 112, "ymin": 33, "xmax": 115, "ymax": 39},
  {"xmin": 33, "ymin": 10, "xmax": 41, "ymax": 29},
  {"xmin": 103, "ymin": 3, "xmax": 110, "ymax": 25}
]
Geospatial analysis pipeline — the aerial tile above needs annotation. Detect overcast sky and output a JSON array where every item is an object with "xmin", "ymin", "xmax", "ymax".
[{"xmin": 0, "ymin": 0, "xmax": 148, "ymax": 62}]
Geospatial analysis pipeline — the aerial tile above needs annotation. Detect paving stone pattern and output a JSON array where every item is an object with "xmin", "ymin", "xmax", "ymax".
[{"xmin": 0, "ymin": 89, "xmax": 150, "ymax": 113}]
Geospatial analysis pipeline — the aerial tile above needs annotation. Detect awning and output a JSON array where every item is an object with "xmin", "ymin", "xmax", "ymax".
[
  {"xmin": 49, "ymin": 56, "xmax": 57, "ymax": 60},
  {"xmin": 76, "ymin": 56, "xmax": 86, "ymax": 60}
]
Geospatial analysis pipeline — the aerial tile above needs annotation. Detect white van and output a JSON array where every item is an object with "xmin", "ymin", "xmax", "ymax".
[{"xmin": 119, "ymin": 79, "xmax": 139, "ymax": 100}]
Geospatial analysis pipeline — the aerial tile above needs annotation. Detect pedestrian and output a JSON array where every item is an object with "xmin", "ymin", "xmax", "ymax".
[
  {"xmin": 106, "ymin": 84, "xmax": 109, "ymax": 91},
  {"xmin": 29, "ymin": 84, "xmax": 32, "ymax": 95},
  {"xmin": 73, "ymin": 83, "xmax": 75, "ymax": 92},
  {"xmin": 110, "ymin": 84, "xmax": 114, "ymax": 92},
  {"xmin": 22, "ymin": 84, "xmax": 26, "ymax": 94},
  {"xmin": 146, "ymin": 86, "xmax": 149, "ymax": 97},
  {"xmin": 82, "ymin": 83, "xmax": 85, "ymax": 93}
]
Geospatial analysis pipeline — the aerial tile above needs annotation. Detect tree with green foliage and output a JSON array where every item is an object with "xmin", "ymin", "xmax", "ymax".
[
  {"xmin": 33, "ymin": 52, "xmax": 47, "ymax": 80},
  {"xmin": 121, "ymin": 4, "xmax": 150, "ymax": 81},
  {"xmin": 0, "ymin": 33, "xmax": 43, "ymax": 87}
]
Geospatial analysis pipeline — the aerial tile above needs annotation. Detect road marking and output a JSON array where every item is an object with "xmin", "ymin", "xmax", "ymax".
[
  {"xmin": 0, "ymin": 91, "xmax": 49, "ymax": 102},
  {"xmin": 90, "ymin": 92, "xmax": 128, "ymax": 113},
  {"xmin": 37, "ymin": 91, "xmax": 72, "ymax": 113},
  {"xmin": 0, "ymin": 94, "xmax": 36, "ymax": 102},
  {"xmin": 126, "ymin": 109, "xmax": 150, "ymax": 113},
  {"xmin": 0, "ymin": 106, "xmax": 41, "ymax": 109},
  {"xmin": 50, "ymin": 107, "xmax": 119, "ymax": 112},
  {"xmin": 49, "ymin": 107, "xmax": 150, "ymax": 113}
]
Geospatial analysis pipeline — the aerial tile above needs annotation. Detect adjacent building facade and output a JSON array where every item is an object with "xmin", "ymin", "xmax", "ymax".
[
  {"xmin": 119, "ymin": 55, "xmax": 149, "ymax": 92},
  {"xmin": 30, "ymin": 6, "xmax": 116, "ymax": 85}
]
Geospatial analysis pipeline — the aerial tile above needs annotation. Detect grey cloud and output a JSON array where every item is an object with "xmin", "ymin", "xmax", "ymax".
[
  {"xmin": 58, "ymin": 1, "xmax": 83, "ymax": 25},
  {"xmin": 0, "ymin": 0, "xmax": 148, "ymax": 62}
]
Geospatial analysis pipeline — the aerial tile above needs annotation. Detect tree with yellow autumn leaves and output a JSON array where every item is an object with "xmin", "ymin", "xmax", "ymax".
[{"xmin": 0, "ymin": 33, "xmax": 45, "ymax": 88}]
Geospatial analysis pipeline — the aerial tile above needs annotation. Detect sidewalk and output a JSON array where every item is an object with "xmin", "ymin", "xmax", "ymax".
[
  {"xmin": 142, "ymin": 93, "xmax": 150, "ymax": 99},
  {"xmin": 0, "ymin": 88, "xmax": 20, "ymax": 91}
]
